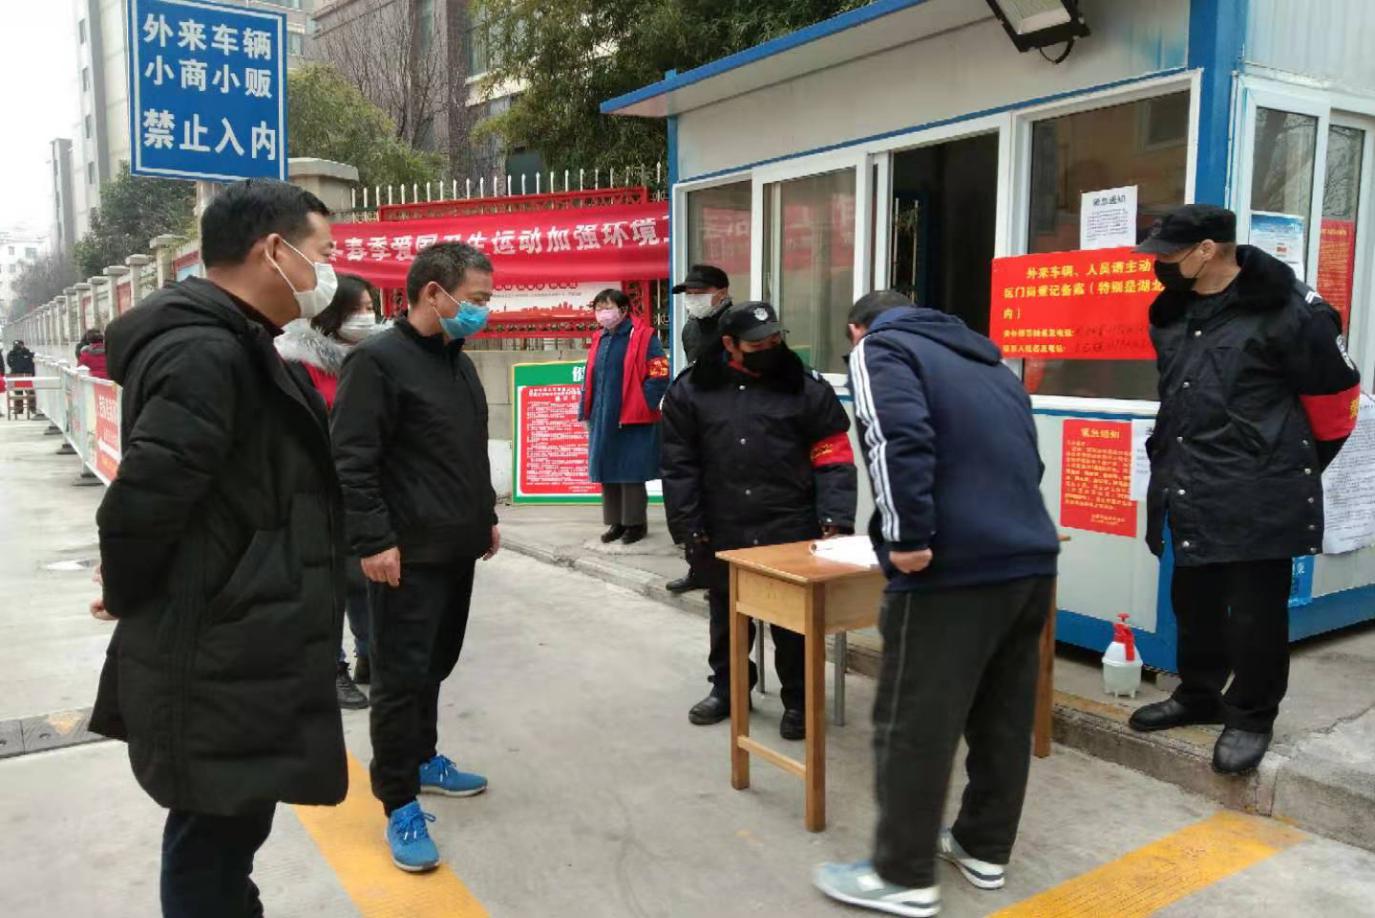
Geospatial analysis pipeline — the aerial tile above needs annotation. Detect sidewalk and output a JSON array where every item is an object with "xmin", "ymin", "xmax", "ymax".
[{"xmin": 496, "ymin": 502, "xmax": 1375, "ymax": 853}]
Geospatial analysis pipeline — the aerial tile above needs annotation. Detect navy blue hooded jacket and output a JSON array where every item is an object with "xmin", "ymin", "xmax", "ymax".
[{"xmin": 848, "ymin": 306, "xmax": 1059, "ymax": 591}]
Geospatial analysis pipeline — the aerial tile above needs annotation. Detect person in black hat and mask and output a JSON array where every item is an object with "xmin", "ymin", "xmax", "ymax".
[
  {"xmin": 661, "ymin": 301, "xmax": 856, "ymax": 739},
  {"xmin": 1128, "ymin": 204, "xmax": 1360, "ymax": 775}
]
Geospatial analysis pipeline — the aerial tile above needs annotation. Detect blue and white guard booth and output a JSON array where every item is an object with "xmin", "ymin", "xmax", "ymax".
[{"xmin": 603, "ymin": 0, "xmax": 1375, "ymax": 670}]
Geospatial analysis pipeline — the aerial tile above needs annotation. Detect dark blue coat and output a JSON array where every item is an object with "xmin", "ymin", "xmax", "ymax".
[{"xmin": 583, "ymin": 319, "xmax": 670, "ymax": 484}]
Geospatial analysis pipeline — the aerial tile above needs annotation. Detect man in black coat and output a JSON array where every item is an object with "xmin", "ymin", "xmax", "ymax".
[
  {"xmin": 7, "ymin": 339, "xmax": 35, "ymax": 375},
  {"xmin": 1129, "ymin": 205, "xmax": 1361, "ymax": 775},
  {"xmin": 664, "ymin": 264, "xmax": 734, "ymax": 596},
  {"xmin": 332, "ymin": 242, "xmax": 500, "ymax": 873},
  {"xmin": 89, "ymin": 180, "xmax": 348, "ymax": 918},
  {"xmin": 661, "ymin": 301, "xmax": 857, "ymax": 740}
]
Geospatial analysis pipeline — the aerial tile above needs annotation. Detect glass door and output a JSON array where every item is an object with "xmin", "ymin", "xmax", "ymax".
[{"xmin": 1316, "ymin": 120, "xmax": 1369, "ymax": 336}]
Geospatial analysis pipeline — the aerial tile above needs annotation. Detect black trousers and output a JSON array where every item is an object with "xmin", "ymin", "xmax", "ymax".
[
  {"xmin": 601, "ymin": 482, "xmax": 648, "ymax": 528},
  {"xmin": 340, "ymin": 556, "xmax": 370, "ymax": 663},
  {"xmin": 872, "ymin": 577, "xmax": 1052, "ymax": 889},
  {"xmin": 1170, "ymin": 558, "xmax": 1292, "ymax": 732},
  {"xmin": 369, "ymin": 560, "xmax": 476, "ymax": 813},
  {"xmin": 703, "ymin": 559, "xmax": 806, "ymax": 711},
  {"xmin": 161, "ymin": 804, "xmax": 276, "ymax": 918}
]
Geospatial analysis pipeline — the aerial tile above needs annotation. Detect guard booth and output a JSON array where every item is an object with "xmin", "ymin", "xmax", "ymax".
[{"xmin": 603, "ymin": 0, "xmax": 1375, "ymax": 670}]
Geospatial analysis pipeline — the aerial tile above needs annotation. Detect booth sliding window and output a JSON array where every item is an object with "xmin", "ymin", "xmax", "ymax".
[
  {"xmin": 1025, "ymin": 91, "xmax": 1190, "ymax": 400},
  {"xmin": 762, "ymin": 169, "xmax": 857, "ymax": 374},
  {"xmin": 684, "ymin": 181, "xmax": 753, "ymax": 315}
]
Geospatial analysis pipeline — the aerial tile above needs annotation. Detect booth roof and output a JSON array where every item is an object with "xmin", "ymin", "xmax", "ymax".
[{"xmin": 601, "ymin": 0, "xmax": 990, "ymax": 119}]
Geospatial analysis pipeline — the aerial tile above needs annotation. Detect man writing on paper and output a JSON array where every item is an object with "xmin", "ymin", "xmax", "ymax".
[
  {"xmin": 816, "ymin": 290, "xmax": 1060, "ymax": 918},
  {"xmin": 1127, "ymin": 204, "xmax": 1360, "ymax": 775},
  {"xmin": 660, "ymin": 301, "xmax": 856, "ymax": 741}
]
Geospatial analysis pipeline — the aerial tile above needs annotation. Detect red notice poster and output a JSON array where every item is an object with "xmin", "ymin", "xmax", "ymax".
[
  {"xmin": 1317, "ymin": 218, "xmax": 1357, "ymax": 332},
  {"xmin": 517, "ymin": 379, "xmax": 600, "ymax": 499},
  {"xmin": 1060, "ymin": 420, "xmax": 1137, "ymax": 538},
  {"xmin": 93, "ymin": 382, "xmax": 121, "ymax": 484},
  {"xmin": 989, "ymin": 247, "xmax": 1162, "ymax": 360}
]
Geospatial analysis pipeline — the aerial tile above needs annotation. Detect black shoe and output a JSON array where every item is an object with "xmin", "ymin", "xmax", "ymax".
[
  {"xmin": 1127, "ymin": 698, "xmax": 1223, "ymax": 733},
  {"xmin": 601, "ymin": 525, "xmax": 627, "ymax": 543},
  {"xmin": 667, "ymin": 574, "xmax": 705, "ymax": 594},
  {"xmin": 780, "ymin": 708, "xmax": 806, "ymax": 741},
  {"xmin": 689, "ymin": 694, "xmax": 732, "ymax": 725},
  {"xmin": 336, "ymin": 663, "xmax": 369, "ymax": 710},
  {"xmin": 353, "ymin": 655, "xmax": 370, "ymax": 686},
  {"xmin": 621, "ymin": 525, "xmax": 648, "ymax": 545},
  {"xmin": 1213, "ymin": 727, "xmax": 1272, "ymax": 775}
]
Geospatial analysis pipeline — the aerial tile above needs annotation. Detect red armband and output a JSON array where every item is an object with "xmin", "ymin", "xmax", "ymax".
[
  {"xmin": 810, "ymin": 431, "xmax": 855, "ymax": 468},
  {"xmin": 1301, "ymin": 384, "xmax": 1361, "ymax": 441},
  {"xmin": 647, "ymin": 356, "xmax": 670, "ymax": 379}
]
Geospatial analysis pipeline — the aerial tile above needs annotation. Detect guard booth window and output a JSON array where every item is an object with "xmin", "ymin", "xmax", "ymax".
[
  {"xmin": 1025, "ymin": 91, "xmax": 1190, "ymax": 400},
  {"xmin": 684, "ymin": 181, "xmax": 752, "ymax": 316}
]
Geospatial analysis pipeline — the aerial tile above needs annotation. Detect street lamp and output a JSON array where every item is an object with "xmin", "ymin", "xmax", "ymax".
[{"xmin": 985, "ymin": 0, "xmax": 1090, "ymax": 61}]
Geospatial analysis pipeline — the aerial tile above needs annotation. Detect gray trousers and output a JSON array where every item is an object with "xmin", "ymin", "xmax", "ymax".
[
  {"xmin": 601, "ymin": 482, "xmax": 648, "ymax": 527},
  {"xmin": 872, "ymin": 576, "xmax": 1053, "ymax": 888}
]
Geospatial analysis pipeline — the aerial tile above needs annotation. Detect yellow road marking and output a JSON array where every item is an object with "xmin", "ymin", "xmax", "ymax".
[
  {"xmin": 994, "ymin": 811, "xmax": 1305, "ymax": 918},
  {"xmin": 293, "ymin": 754, "xmax": 488, "ymax": 918}
]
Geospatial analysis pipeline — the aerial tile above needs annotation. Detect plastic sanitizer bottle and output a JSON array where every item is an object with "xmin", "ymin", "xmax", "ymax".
[{"xmin": 1102, "ymin": 613, "xmax": 1143, "ymax": 698}]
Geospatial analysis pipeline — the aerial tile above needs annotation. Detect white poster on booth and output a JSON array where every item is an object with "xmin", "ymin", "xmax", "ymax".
[
  {"xmin": 1249, "ymin": 212, "xmax": 1307, "ymax": 281},
  {"xmin": 1129, "ymin": 419, "xmax": 1155, "ymax": 502},
  {"xmin": 1322, "ymin": 395, "xmax": 1375, "ymax": 555},
  {"xmin": 1081, "ymin": 185, "xmax": 1138, "ymax": 250}
]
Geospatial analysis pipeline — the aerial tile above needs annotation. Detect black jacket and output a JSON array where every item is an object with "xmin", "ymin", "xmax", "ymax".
[
  {"xmin": 332, "ymin": 320, "xmax": 498, "ymax": 564},
  {"xmin": 680, "ymin": 298, "xmax": 732, "ymax": 365},
  {"xmin": 661, "ymin": 347, "xmax": 857, "ymax": 551},
  {"xmin": 1147, "ymin": 246, "xmax": 1361, "ymax": 566},
  {"xmin": 6, "ymin": 344, "xmax": 35, "ymax": 375},
  {"xmin": 90, "ymin": 278, "xmax": 348, "ymax": 815}
]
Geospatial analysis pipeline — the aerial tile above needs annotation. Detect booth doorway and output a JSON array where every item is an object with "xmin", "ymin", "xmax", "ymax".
[{"xmin": 887, "ymin": 134, "xmax": 999, "ymax": 334}]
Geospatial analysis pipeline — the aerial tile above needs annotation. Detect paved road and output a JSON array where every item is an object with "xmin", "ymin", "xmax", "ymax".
[{"xmin": 3, "ymin": 419, "xmax": 1375, "ymax": 917}]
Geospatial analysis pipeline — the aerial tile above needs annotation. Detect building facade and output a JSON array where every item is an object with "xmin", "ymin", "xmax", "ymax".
[
  {"xmin": 0, "ymin": 230, "xmax": 51, "ymax": 319},
  {"xmin": 49, "ymin": 140, "xmax": 77, "ymax": 255},
  {"xmin": 65, "ymin": 0, "xmax": 317, "ymax": 238}
]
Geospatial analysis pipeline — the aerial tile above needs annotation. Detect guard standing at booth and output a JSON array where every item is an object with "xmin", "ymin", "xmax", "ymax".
[
  {"xmin": 660, "ymin": 300, "xmax": 857, "ymax": 740},
  {"xmin": 1128, "ymin": 204, "xmax": 1361, "ymax": 775}
]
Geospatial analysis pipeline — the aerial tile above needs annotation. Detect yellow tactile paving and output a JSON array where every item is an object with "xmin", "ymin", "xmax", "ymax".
[
  {"xmin": 994, "ymin": 811, "xmax": 1306, "ymax": 918},
  {"xmin": 293, "ymin": 754, "xmax": 488, "ymax": 917}
]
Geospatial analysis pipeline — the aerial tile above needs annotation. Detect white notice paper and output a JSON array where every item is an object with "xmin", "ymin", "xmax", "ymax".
[
  {"xmin": 1249, "ymin": 211, "xmax": 1307, "ymax": 281},
  {"xmin": 1129, "ymin": 419, "xmax": 1155, "ymax": 502},
  {"xmin": 1323, "ymin": 395, "xmax": 1375, "ymax": 555},
  {"xmin": 1081, "ymin": 185, "xmax": 1139, "ymax": 250},
  {"xmin": 810, "ymin": 535, "xmax": 880, "ymax": 569}
]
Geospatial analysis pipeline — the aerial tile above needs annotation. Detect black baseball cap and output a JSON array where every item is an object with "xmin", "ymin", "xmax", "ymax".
[
  {"xmin": 1135, "ymin": 204, "xmax": 1237, "ymax": 255},
  {"xmin": 671, "ymin": 264, "xmax": 730, "ymax": 294},
  {"xmin": 720, "ymin": 300, "xmax": 784, "ymax": 342}
]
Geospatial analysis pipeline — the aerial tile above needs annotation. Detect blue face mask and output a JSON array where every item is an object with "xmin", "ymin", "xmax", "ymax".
[{"xmin": 435, "ymin": 289, "xmax": 490, "ymax": 339}]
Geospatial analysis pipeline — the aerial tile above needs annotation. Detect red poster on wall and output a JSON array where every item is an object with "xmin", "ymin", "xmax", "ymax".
[
  {"xmin": 1317, "ymin": 218, "xmax": 1357, "ymax": 332},
  {"xmin": 93, "ymin": 382, "xmax": 121, "ymax": 484},
  {"xmin": 989, "ymin": 247, "xmax": 1162, "ymax": 360},
  {"xmin": 1060, "ymin": 420, "xmax": 1137, "ymax": 538},
  {"xmin": 516, "ymin": 379, "xmax": 600, "ymax": 499}
]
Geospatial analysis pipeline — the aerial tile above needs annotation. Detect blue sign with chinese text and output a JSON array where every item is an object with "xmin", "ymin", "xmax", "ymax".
[{"xmin": 126, "ymin": 0, "xmax": 287, "ymax": 183}]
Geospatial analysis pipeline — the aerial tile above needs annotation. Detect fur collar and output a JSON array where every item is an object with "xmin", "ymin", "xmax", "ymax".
[
  {"xmin": 1149, "ymin": 245, "xmax": 1296, "ymax": 326},
  {"xmin": 689, "ymin": 344, "xmax": 807, "ymax": 394},
  {"xmin": 274, "ymin": 320, "xmax": 351, "ymax": 374}
]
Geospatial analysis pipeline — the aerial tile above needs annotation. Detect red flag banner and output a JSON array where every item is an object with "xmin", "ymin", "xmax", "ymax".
[
  {"xmin": 331, "ymin": 201, "xmax": 669, "ymax": 288},
  {"xmin": 989, "ymin": 247, "xmax": 1162, "ymax": 361}
]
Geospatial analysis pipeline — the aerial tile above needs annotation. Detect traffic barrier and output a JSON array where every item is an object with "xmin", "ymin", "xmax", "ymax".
[{"xmin": 34, "ymin": 357, "xmax": 121, "ymax": 485}]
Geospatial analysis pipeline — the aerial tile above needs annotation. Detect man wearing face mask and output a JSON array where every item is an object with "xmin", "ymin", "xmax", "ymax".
[
  {"xmin": 332, "ymin": 242, "xmax": 500, "ymax": 873},
  {"xmin": 88, "ymin": 180, "xmax": 348, "ymax": 917},
  {"xmin": 661, "ymin": 301, "xmax": 857, "ymax": 739},
  {"xmin": 1129, "ymin": 204, "xmax": 1361, "ymax": 775}
]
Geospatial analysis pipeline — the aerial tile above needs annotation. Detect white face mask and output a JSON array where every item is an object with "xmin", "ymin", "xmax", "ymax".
[
  {"xmin": 337, "ymin": 313, "xmax": 381, "ymax": 344},
  {"xmin": 271, "ymin": 238, "xmax": 338, "ymax": 320},
  {"xmin": 682, "ymin": 293, "xmax": 718, "ymax": 320}
]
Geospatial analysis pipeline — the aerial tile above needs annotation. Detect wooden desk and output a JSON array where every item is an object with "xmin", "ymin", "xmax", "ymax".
[{"xmin": 717, "ymin": 540, "xmax": 1060, "ymax": 832}]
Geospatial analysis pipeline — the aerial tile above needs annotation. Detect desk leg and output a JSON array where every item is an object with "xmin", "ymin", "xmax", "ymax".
[
  {"xmin": 833, "ymin": 632, "xmax": 847, "ymax": 727},
  {"xmin": 804, "ymin": 585, "xmax": 827, "ymax": 832},
  {"xmin": 1033, "ymin": 579, "xmax": 1057, "ymax": 759},
  {"xmin": 730, "ymin": 565, "xmax": 751, "ymax": 790},
  {"xmin": 757, "ymin": 626, "xmax": 767, "ymax": 696}
]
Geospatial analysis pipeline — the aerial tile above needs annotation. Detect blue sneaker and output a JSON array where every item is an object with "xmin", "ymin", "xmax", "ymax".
[
  {"xmin": 419, "ymin": 754, "xmax": 488, "ymax": 798},
  {"xmin": 386, "ymin": 801, "xmax": 439, "ymax": 873},
  {"xmin": 813, "ymin": 861, "xmax": 941, "ymax": 917}
]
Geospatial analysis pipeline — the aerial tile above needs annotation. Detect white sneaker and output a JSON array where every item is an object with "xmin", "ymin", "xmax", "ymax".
[
  {"xmin": 937, "ymin": 829, "xmax": 1006, "ymax": 890},
  {"xmin": 814, "ymin": 861, "xmax": 941, "ymax": 917}
]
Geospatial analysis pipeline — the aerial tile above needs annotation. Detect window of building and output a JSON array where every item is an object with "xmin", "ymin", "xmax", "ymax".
[
  {"xmin": 763, "ymin": 168, "xmax": 857, "ymax": 374},
  {"xmin": 81, "ymin": 67, "xmax": 90, "ymax": 91},
  {"xmin": 685, "ymin": 181, "xmax": 752, "ymax": 324},
  {"xmin": 25, "ymin": 248, "xmax": 36, "ymax": 258},
  {"xmin": 1024, "ymin": 90, "xmax": 1190, "ymax": 400},
  {"xmin": 1250, "ymin": 108, "xmax": 1319, "ymax": 267},
  {"xmin": 79, "ymin": 19, "xmax": 87, "ymax": 43},
  {"xmin": 287, "ymin": 31, "xmax": 304, "ymax": 56},
  {"xmin": 84, "ymin": 115, "xmax": 92, "ymax": 139},
  {"xmin": 417, "ymin": 0, "xmax": 435, "ymax": 54},
  {"xmin": 87, "ymin": 162, "xmax": 96, "ymax": 185}
]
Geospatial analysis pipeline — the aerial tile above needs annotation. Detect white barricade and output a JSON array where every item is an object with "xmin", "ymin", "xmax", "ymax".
[{"xmin": 33, "ymin": 357, "xmax": 122, "ymax": 484}]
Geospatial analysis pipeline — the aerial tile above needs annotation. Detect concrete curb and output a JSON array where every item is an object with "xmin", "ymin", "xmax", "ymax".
[{"xmin": 502, "ymin": 532, "xmax": 1375, "ymax": 853}]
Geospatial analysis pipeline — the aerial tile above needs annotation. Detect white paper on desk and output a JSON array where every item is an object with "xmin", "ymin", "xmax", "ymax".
[
  {"xmin": 810, "ymin": 535, "xmax": 880, "ymax": 569},
  {"xmin": 1323, "ymin": 394, "xmax": 1375, "ymax": 555},
  {"xmin": 1129, "ymin": 419, "xmax": 1155, "ymax": 502}
]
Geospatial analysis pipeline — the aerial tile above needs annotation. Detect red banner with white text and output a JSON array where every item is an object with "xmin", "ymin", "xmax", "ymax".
[{"xmin": 331, "ymin": 202, "xmax": 669, "ymax": 289}]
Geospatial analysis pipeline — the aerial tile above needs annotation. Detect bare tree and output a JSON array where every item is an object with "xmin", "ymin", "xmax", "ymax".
[{"xmin": 315, "ymin": 0, "xmax": 447, "ymax": 154}]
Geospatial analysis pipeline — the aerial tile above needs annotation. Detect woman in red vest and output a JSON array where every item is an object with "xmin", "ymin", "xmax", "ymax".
[{"xmin": 580, "ymin": 289, "xmax": 671, "ymax": 545}]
